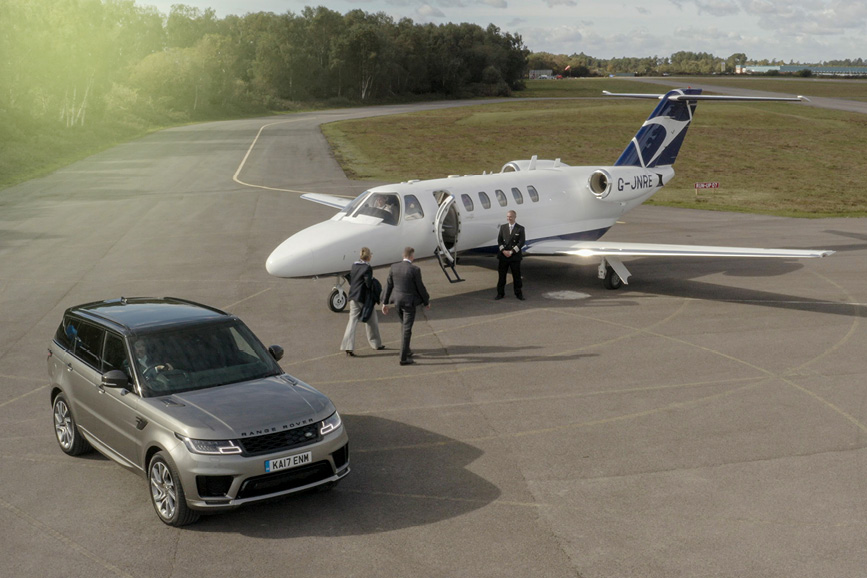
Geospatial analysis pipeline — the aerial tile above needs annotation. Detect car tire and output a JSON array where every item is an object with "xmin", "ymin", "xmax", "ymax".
[
  {"xmin": 52, "ymin": 393, "xmax": 92, "ymax": 456},
  {"xmin": 148, "ymin": 452, "xmax": 200, "ymax": 527}
]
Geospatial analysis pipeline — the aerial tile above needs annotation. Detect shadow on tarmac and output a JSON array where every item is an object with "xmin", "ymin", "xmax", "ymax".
[{"xmin": 187, "ymin": 415, "xmax": 500, "ymax": 536}]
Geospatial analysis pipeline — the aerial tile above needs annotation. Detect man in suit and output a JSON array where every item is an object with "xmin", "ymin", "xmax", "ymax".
[
  {"xmin": 496, "ymin": 210, "xmax": 526, "ymax": 300},
  {"xmin": 382, "ymin": 247, "xmax": 430, "ymax": 365}
]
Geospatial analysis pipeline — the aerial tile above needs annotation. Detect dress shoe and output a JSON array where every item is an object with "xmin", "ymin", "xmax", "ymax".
[
  {"xmin": 494, "ymin": 294, "xmax": 504, "ymax": 300},
  {"xmin": 376, "ymin": 345, "xmax": 387, "ymax": 350},
  {"xmin": 400, "ymin": 359, "xmax": 415, "ymax": 366},
  {"xmin": 516, "ymin": 294, "xmax": 525, "ymax": 301},
  {"xmin": 407, "ymin": 351, "xmax": 414, "ymax": 358},
  {"xmin": 345, "ymin": 350, "xmax": 356, "ymax": 357}
]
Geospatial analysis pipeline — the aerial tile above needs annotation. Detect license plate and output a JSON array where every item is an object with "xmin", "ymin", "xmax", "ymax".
[{"xmin": 265, "ymin": 451, "xmax": 312, "ymax": 473}]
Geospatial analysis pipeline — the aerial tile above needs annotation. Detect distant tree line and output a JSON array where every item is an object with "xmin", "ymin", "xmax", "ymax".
[
  {"xmin": 527, "ymin": 51, "xmax": 865, "ymax": 77},
  {"xmin": 1, "ymin": 0, "xmax": 529, "ymax": 130}
]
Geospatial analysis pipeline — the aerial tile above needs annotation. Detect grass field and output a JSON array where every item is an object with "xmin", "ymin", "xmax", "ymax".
[{"xmin": 322, "ymin": 77, "xmax": 867, "ymax": 217}]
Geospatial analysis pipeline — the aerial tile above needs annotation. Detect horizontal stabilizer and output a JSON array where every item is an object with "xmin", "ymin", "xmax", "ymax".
[
  {"xmin": 603, "ymin": 90, "xmax": 809, "ymax": 103},
  {"xmin": 525, "ymin": 240, "xmax": 834, "ymax": 259},
  {"xmin": 300, "ymin": 193, "xmax": 353, "ymax": 209}
]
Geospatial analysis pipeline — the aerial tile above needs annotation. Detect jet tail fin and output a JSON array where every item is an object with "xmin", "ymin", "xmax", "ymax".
[
  {"xmin": 607, "ymin": 88, "xmax": 808, "ymax": 169},
  {"xmin": 613, "ymin": 88, "xmax": 701, "ymax": 168}
]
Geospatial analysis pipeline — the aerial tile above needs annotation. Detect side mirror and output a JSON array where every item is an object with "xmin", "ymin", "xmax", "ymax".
[
  {"xmin": 268, "ymin": 345, "xmax": 284, "ymax": 362},
  {"xmin": 102, "ymin": 369, "xmax": 129, "ymax": 389}
]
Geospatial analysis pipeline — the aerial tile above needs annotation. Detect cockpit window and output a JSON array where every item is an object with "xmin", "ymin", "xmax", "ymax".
[
  {"xmin": 349, "ymin": 192, "xmax": 400, "ymax": 225},
  {"xmin": 340, "ymin": 192, "xmax": 370, "ymax": 217}
]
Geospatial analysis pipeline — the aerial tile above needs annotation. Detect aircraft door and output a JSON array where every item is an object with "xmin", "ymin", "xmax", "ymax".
[{"xmin": 433, "ymin": 192, "xmax": 460, "ymax": 262}]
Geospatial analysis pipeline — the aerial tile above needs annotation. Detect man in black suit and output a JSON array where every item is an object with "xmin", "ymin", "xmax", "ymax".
[
  {"xmin": 496, "ymin": 210, "xmax": 526, "ymax": 300},
  {"xmin": 382, "ymin": 247, "xmax": 430, "ymax": 365}
]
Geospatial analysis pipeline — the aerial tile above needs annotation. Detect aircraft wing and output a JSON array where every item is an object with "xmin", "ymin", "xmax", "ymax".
[
  {"xmin": 300, "ymin": 193, "xmax": 353, "ymax": 210},
  {"xmin": 525, "ymin": 240, "xmax": 835, "ymax": 259}
]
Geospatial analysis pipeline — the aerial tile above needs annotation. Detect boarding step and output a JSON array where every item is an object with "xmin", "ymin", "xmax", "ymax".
[{"xmin": 435, "ymin": 248, "xmax": 464, "ymax": 283}]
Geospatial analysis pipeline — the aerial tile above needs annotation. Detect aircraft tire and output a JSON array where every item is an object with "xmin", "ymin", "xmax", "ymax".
[
  {"xmin": 603, "ymin": 267, "xmax": 623, "ymax": 290},
  {"xmin": 328, "ymin": 289, "xmax": 348, "ymax": 312}
]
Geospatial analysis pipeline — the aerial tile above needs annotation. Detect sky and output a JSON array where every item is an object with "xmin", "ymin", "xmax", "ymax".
[{"xmin": 142, "ymin": 0, "xmax": 866, "ymax": 63}]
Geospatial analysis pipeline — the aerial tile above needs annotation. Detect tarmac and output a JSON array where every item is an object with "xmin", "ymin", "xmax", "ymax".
[{"xmin": 1, "ymin": 94, "xmax": 865, "ymax": 577}]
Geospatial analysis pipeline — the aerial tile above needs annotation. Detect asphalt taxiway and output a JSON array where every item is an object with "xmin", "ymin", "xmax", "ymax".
[{"xmin": 1, "ymin": 98, "xmax": 865, "ymax": 578}]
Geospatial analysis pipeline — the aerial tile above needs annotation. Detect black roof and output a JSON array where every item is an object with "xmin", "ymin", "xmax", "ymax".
[{"xmin": 69, "ymin": 297, "xmax": 231, "ymax": 333}]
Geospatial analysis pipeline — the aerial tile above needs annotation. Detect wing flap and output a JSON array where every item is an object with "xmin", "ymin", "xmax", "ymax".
[{"xmin": 525, "ymin": 240, "xmax": 834, "ymax": 259}]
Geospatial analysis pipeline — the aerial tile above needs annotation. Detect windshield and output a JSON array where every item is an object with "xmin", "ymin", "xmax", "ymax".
[
  {"xmin": 339, "ymin": 191, "xmax": 370, "ymax": 217},
  {"xmin": 132, "ymin": 320, "xmax": 281, "ymax": 397},
  {"xmin": 339, "ymin": 191, "xmax": 400, "ymax": 225}
]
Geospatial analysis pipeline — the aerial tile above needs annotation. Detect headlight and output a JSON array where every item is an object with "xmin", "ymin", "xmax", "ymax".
[
  {"xmin": 320, "ymin": 411, "xmax": 342, "ymax": 436},
  {"xmin": 177, "ymin": 434, "xmax": 242, "ymax": 455}
]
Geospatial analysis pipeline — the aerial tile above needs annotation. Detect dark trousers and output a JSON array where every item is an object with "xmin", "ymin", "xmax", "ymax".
[
  {"xmin": 397, "ymin": 304, "xmax": 417, "ymax": 361},
  {"xmin": 497, "ymin": 259, "xmax": 523, "ymax": 296}
]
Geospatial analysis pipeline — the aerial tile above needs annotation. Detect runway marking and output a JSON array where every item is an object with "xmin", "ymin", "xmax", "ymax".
[
  {"xmin": 340, "ymin": 488, "xmax": 544, "ymax": 509},
  {"xmin": 348, "ymin": 376, "xmax": 766, "ymax": 416},
  {"xmin": 221, "ymin": 287, "xmax": 272, "ymax": 311},
  {"xmin": 353, "ymin": 379, "xmax": 771, "ymax": 453},
  {"xmin": 233, "ymin": 118, "xmax": 328, "ymax": 195},
  {"xmin": 306, "ymin": 284, "xmax": 867, "ymax": 440},
  {"xmin": 295, "ymin": 301, "xmax": 688, "ymax": 383},
  {"xmin": 0, "ymin": 496, "xmax": 135, "ymax": 578},
  {"xmin": 0, "ymin": 384, "xmax": 45, "ymax": 409},
  {"xmin": 233, "ymin": 119, "xmax": 307, "ymax": 193},
  {"xmin": 0, "ymin": 454, "xmax": 117, "ymax": 468}
]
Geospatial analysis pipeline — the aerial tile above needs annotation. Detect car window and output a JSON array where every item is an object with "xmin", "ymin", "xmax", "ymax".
[
  {"xmin": 134, "ymin": 320, "xmax": 282, "ymax": 396},
  {"xmin": 511, "ymin": 187, "xmax": 524, "ymax": 205},
  {"xmin": 461, "ymin": 193, "xmax": 474, "ymax": 212},
  {"xmin": 54, "ymin": 317, "xmax": 75, "ymax": 350},
  {"xmin": 103, "ymin": 333, "xmax": 132, "ymax": 381},
  {"xmin": 527, "ymin": 185, "xmax": 540, "ymax": 202},
  {"xmin": 69, "ymin": 321, "xmax": 104, "ymax": 370},
  {"xmin": 495, "ymin": 189, "xmax": 507, "ymax": 207}
]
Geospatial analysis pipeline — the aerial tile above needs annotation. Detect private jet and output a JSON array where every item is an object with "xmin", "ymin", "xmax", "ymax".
[{"xmin": 265, "ymin": 88, "xmax": 834, "ymax": 311}]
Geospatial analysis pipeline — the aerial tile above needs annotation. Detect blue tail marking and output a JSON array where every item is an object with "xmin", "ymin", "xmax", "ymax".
[{"xmin": 614, "ymin": 88, "xmax": 701, "ymax": 168}]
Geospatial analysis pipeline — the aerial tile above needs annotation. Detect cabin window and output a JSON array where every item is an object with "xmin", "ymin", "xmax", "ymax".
[
  {"xmin": 404, "ymin": 194, "xmax": 424, "ymax": 220},
  {"xmin": 478, "ymin": 192, "xmax": 491, "ymax": 209},
  {"xmin": 495, "ymin": 189, "xmax": 507, "ymax": 207},
  {"xmin": 461, "ymin": 194, "xmax": 474, "ymax": 212},
  {"xmin": 527, "ymin": 185, "xmax": 540, "ymax": 202},
  {"xmin": 511, "ymin": 187, "xmax": 524, "ymax": 205}
]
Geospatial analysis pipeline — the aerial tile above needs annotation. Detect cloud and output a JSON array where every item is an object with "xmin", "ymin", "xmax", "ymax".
[
  {"xmin": 417, "ymin": 4, "xmax": 446, "ymax": 18},
  {"xmin": 693, "ymin": 0, "xmax": 739, "ymax": 17}
]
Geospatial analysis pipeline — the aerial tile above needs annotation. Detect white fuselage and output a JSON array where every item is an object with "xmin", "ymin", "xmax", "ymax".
[{"xmin": 265, "ymin": 161, "xmax": 675, "ymax": 278}]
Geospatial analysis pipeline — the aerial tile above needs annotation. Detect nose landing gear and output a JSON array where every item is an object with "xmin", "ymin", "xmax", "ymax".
[{"xmin": 328, "ymin": 273, "xmax": 350, "ymax": 312}]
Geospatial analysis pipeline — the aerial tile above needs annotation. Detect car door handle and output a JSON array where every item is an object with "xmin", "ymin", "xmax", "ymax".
[{"xmin": 66, "ymin": 363, "xmax": 73, "ymax": 372}]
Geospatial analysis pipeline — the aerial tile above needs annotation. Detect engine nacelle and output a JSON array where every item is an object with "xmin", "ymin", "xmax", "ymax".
[{"xmin": 588, "ymin": 167, "xmax": 666, "ymax": 203}]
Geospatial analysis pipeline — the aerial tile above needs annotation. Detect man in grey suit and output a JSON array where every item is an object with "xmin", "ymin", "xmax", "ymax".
[{"xmin": 382, "ymin": 247, "xmax": 430, "ymax": 365}]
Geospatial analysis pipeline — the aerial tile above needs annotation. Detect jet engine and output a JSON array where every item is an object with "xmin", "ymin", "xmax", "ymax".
[{"xmin": 587, "ymin": 167, "xmax": 665, "ymax": 203}]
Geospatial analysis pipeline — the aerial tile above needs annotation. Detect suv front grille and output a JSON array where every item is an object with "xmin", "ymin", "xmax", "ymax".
[
  {"xmin": 238, "ymin": 423, "xmax": 321, "ymax": 456},
  {"xmin": 237, "ymin": 461, "xmax": 333, "ymax": 499}
]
